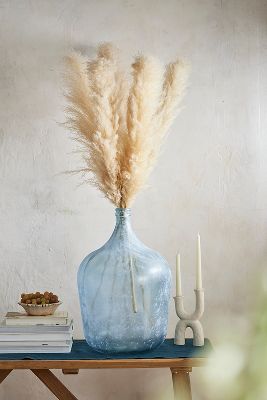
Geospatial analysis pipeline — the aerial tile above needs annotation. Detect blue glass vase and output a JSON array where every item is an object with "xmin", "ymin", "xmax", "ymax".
[{"xmin": 77, "ymin": 208, "xmax": 171, "ymax": 353}]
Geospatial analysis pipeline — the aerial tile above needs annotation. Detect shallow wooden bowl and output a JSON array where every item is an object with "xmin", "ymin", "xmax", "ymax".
[{"xmin": 18, "ymin": 302, "xmax": 62, "ymax": 316}]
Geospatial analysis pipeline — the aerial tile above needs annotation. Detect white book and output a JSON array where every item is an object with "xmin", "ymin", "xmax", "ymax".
[
  {"xmin": 4, "ymin": 311, "xmax": 69, "ymax": 326},
  {"xmin": 0, "ymin": 320, "xmax": 73, "ymax": 334},
  {"xmin": 0, "ymin": 340, "xmax": 72, "ymax": 347},
  {"xmin": 0, "ymin": 332, "xmax": 73, "ymax": 341},
  {"xmin": 0, "ymin": 344, "xmax": 73, "ymax": 353}
]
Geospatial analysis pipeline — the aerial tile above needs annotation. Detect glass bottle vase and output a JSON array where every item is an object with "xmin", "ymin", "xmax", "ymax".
[{"xmin": 77, "ymin": 208, "xmax": 172, "ymax": 353}]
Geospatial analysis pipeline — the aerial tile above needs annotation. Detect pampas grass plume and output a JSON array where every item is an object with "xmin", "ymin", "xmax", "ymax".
[{"xmin": 64, "ymin": 43, "xmax": 189, "ymax": 207}]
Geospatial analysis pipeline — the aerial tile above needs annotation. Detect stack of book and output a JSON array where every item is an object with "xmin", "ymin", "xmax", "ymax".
[{"xmin": 0, "ymin": 311, "xmax": 73, "ymax": 353}]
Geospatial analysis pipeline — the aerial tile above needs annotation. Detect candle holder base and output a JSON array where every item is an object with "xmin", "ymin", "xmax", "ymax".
[{"xmin": 174, "ymin": 320, "xmax": 204, "ymax": 346}]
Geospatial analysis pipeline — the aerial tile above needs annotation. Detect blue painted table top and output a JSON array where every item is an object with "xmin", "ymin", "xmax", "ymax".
[{"xmin": 0, "ymin": 339, "xmax": 212, "ymax": 360}]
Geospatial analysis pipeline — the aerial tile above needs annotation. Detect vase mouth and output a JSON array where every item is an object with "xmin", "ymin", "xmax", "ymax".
[{"xmin": 115, "ymin": 208, "xmax": 131, "ymax": 218}]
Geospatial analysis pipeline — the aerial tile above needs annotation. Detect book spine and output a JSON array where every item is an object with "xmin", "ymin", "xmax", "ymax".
[
  {"xmin": 0, "ymin": 340, "xmax": 72, "ymax": 347},
  {"xmin": 0, "ymin": 346, "xmax": 72, "ymax": 353},
  {"xmin": 0, "ymin": 333, "xmax": 73, "ymax": 341},
  {"xmin": 5, "ymin": 318, "xmax": 69, "ymax": 326}
]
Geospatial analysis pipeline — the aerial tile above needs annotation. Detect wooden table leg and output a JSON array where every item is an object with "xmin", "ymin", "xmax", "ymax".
[
  {"xmin": 31, "ymin": 369, "xmax": 78, "ymax": 400},
  {"xmin": 0, "ymin": 370, "xmax": 12, "ymax": 384},
  {"xmin": 171, "ymin": 367, "xmax": 192, "ymax": 400}
]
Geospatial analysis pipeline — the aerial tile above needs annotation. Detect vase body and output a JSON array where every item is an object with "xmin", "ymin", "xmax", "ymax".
[{"xmin": 77, "ymin": 208, "xmax": 171, "ymax": 353}]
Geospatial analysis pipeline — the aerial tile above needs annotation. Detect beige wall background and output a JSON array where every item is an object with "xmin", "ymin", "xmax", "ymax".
[{"xmin": 0, "ymin": 0, "xmax": 267, "ymax": 398}]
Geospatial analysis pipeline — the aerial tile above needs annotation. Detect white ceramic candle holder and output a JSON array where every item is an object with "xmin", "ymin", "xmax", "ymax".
[{"xmin": 174, "ymin": 289, "xmax": 204, "ymax": 346}]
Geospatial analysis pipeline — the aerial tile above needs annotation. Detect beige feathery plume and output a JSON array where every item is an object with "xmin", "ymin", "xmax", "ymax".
[
  {"xmin": 65, "ymin": 44, "xmax": 128, "ymax": 206},
  {"xmin": 65, "ymin": 52, "xmax": 95, "ymax": 137},
  {"xmin": 145, "ymin": 60, "xmax": 190, "ymax": 175},
  {"xmin": 118, "ymin": 55, "xmax": 163, "ymax": 207},
  {"xmin": 156, "ymin": 60, "xmax": 189, "ymax": 137},
  {"xmin": 64, "ymin": 43, "xmax": 189, "ymax": 208}
]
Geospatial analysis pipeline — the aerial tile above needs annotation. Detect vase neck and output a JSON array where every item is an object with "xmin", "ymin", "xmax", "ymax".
[
  {"xmin": 108, "ymin": 208, "xmax": 137, "ymax": 244},
  {"xmin": 115, "ymin": 208, "xmax": 131, "ymax": 226}
]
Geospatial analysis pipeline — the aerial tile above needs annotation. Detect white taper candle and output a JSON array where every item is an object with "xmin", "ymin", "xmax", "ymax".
[
  {"xmin": 176, "ymin": 253, "xmax": 182, "ymax": 296},
  {"xmin": 196, "ymin": 233, "xmax": 202, "ymax": 289}
]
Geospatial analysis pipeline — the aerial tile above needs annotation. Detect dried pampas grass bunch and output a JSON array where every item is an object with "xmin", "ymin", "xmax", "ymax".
[{"xmin": 64, "ymin": 43, "xmax": 189, "ymax": 208}]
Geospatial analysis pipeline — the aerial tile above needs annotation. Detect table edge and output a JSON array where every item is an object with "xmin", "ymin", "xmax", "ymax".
[{"xmin": 0, "ymin": 358, "xmax": 207, "ymax": 369}]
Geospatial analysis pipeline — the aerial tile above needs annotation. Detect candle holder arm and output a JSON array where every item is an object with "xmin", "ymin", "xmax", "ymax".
[
  {"xmin": 191, "ymin": 289, "xmax": 204, "ymax": 320},
  {"xmin": 174, "ymin": 289, "xmax": 204, "ymax": 321},
  {"xmin": 173, "ymin": 296, "xmax": 192, "ymax": 320}
]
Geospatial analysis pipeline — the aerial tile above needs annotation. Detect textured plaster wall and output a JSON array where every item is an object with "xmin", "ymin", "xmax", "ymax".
[{"xmin": 0, "ymin": 0, "xmax": 267, "ymax": 399}]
